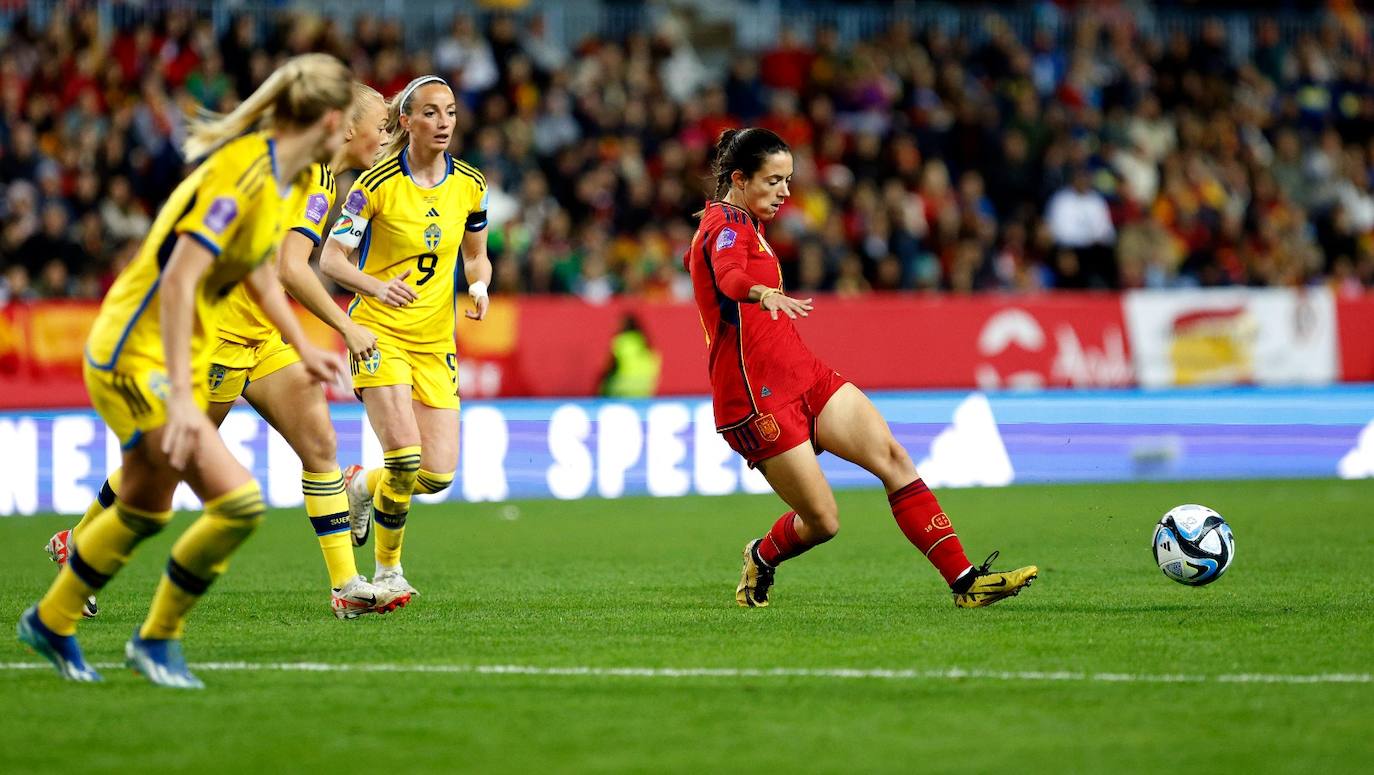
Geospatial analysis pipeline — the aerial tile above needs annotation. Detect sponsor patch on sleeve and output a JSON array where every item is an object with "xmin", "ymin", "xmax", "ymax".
[
  {"xmin": 304, "ymin": 193, "xmax": 329, "ymax": 225},
  {"xmin": 715, "ymin": 227, "xmax": 737, "ymax": 251},
  {"xmin": 204, "ymin": 197, "xmax": 238, "ymax": 234},
  {"xmin": 343, "ymin": 189, "xmax": 368, "ymax": 215}
]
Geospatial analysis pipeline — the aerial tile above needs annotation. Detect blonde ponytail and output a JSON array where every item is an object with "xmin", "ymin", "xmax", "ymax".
[
  {"xmin": 382, "ymin": 75, "xmax": 450, "ymax": 158},
  {"xmin": 183, "ymin": 53, "xmax": 353, "ymax": 160}
]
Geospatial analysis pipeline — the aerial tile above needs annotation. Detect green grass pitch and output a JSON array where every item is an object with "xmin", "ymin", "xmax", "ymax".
[{"xmin": 3, "ymin": 478, "xmax": 1372, "ymax": 773}]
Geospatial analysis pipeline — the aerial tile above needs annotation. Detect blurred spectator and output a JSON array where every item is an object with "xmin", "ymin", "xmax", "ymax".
[
  {"xmin": 522, "ymin": 14, "xmax": 569, "ymax": 76},
  {"xmin": 16, "ymin": 203, "xmax": 87, "ymax": 282},
  {"xmin": 436, "ymin": 15, "xmax": 499, "ymax": 102},
  {"xmin": 1046, "ymin": 168, "xmax": 1117, "ymax": 287}
]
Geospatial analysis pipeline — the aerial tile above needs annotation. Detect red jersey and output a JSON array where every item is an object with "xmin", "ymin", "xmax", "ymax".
[{"xmin": 685, "ymin": 201, "xmax": 828, "ymax": 431}]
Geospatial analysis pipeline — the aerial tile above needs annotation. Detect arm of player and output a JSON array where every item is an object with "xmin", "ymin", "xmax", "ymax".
[
  {"xmin": 277, "ymin": 230, "xmax": 377, "ymax": 359},
  {"xmin": 317, "ymin": 234, "xmax": 418, "ymax": 308},
  {"xmin": 157, "ymin": 235, "xmax": 217, "ymax": 470},
  {"xmin": 708, "ymin": 227, "xmax": 813, "ymax": 321},
  {"xmin": 460, "ymin": 227, "xmax": 492, "ymax": 321},
  {"xmin": 244, "ymin": 260, "xmax": 344, "ymax": 386},
  {"xmin": 319, "ymin": 189, "xmax": 419, "ymax": 308}
]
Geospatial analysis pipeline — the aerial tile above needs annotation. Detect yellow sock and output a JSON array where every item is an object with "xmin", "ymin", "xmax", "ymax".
[
  {"xmin": 71, "ymin": 468, "xmax": 122, "ymax": 540},
  {"xmin": 141, "ymin": 481, "xmax": 264, "ymax": 640},
  {"xmin": 414, "ymin": 469, "xmax": 454, "ymax": 495},
  {"xmin": 374, "ymin": 447, "xmax": 420, "ymax": 569},
  {"xmin": 38, "ymin": 500, "xmax": 170, "ymax": 635},
  {"xmin": 365, "ymin": 467, "xmax": 385, "ymax": 495},
  {"xmin": 302, "ymin": 468, "xmax": 356, "ymax": 588}
]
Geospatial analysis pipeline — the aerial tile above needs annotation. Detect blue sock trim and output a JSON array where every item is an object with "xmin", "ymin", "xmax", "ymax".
[
  {"xmin": 165, "ymin": 558, "xmax": 213, "ymax": 596},
  {"xmin": 374, "ymin": 509, "xmax": 408, "ymax": 530},
  {"xmin": 68, "ymin": 549, "xmax": 112, "ymax": 589},
  {"xmin": 309, "ymin": 512, "xmax": 350, "ymax": 536}
]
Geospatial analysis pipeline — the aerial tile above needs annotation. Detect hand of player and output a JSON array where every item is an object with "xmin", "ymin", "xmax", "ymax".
[
  {"xmin": 761, "ymin": 292, "xmax": 814, "ymax": 321},
  {"xmin": 298, "ymin": 343, "xmax": 346, "ymax": 386},
  {"xmin": 377, "ymin": 269, "xmax": 419, "ymax": 307},
  {"xmin": 342, "ymin": 322, "xmax": 378, "ymax": 360},
  {"xmin": 161, "ymin": 392, "xmax": 207, "ymax": 471},
  {"xmin": 466, "ymin": 292, "xmax": 489, "ymax": 321}
]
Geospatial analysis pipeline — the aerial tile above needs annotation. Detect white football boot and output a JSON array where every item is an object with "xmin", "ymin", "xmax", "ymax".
[
  {"xmin": 342, "ymin": 464, "xmax": 373, "ymax": 547},
  {"xmin": 331, "ymin": 575, "xmax": 410, "ymax": 619},
  {"xmin": 373, "ymin": 566, "xmax": 419, "ymax": 597}
]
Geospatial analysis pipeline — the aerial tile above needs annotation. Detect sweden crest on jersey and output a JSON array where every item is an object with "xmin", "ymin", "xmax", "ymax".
[
  {"xmin": 424, "ymin": 223, "xmax": 441, "ymax": 251},
  {"xmin": 207, "ymin": 364, "xmax": 227, "ymax": 391},
  {"xmin": 148, "ymin": 371, "xmax": 170, "ymax": 401},
  {"xmin": 362, "ymin": 349, "xmax": 381, "ymax": 374}
]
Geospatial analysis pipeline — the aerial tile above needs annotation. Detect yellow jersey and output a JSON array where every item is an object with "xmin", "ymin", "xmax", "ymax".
[
  {"xmin": 217, "ymin": 163, "xmax": 336, "ymax": 345},
  {"xmin": 85, "ymin": 132, "xmax": 293, "ymax": 377},
  {"xmin": 333, "ymin": 149, "xmax": 487, "ymax": 352}
]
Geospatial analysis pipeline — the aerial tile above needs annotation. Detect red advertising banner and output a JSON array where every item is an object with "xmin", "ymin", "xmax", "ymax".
[
  {"xmin": 1337, "ymin": 294, "xmax": 1374, "ymax": 382},
  {"xmin": 2, "ymin": 292, "xmax": 1370, "ymax": 409},
  {"xmin": 787, "ymin": 294, "xmax": 1133, "ymax": 391}
]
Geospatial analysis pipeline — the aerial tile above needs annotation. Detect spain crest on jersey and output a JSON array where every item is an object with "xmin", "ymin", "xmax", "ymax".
[
  {"xmin": 755, "ymin": 413, "xmax": 780, "ymax": 442},
  {"xmin": 206, "ymin": 364, "xmax": 227, "ymax": 392},
  {"xmin": 424, "ymin": 223, "xmax": 441, "ymax": 251}
]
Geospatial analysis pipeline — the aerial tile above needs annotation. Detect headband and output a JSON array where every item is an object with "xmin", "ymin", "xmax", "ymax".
[{"xmin": 397, "ymin": 75, "xmax": 449, "ymax": 112}]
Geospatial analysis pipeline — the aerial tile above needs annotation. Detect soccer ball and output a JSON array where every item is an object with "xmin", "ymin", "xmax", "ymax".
[{"xmin": 1152, "ymin": 504, "xmax": 1235, "ymax": 586}]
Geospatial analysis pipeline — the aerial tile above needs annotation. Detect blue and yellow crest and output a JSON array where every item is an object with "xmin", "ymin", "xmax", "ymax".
[
  {"xmin": 424, "ymin": 223, "xmax": 442, "ymax": 251},
  {"xmin": 362, "ymin": 349, "xmax": 381, "ymax": 375},
  {"xmin": 148, "ymin": 371, "xmax": 171, "ymax": 401},
  {"xmin": 206, "ymin": 365, "xmax": 226, "ymax": 392}
]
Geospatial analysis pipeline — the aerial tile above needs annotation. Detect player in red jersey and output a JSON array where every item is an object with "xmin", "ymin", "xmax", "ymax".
[{"xmin": 685, "ymin": 128, "xmax": 1039, "ymax": 608}]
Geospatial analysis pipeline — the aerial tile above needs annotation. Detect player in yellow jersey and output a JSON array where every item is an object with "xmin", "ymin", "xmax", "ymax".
[
  {"xmin": 45, "ymin": 83, "xmax": 408, "ymax": 620},
  {"xmin": 319, "ymin": 75, "xmax": 492, "ymax": 598},
  {"xmin": 17, "ymin": 54, "xmax": 354, "ymax": 688}
]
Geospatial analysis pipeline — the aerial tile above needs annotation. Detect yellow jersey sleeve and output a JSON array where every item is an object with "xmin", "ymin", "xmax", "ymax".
[
  {"xmin": 172, "ymin": 147, "xmax": 268, "ymax": 256},
  {"xmin": 454, "ymin": 158, "xmax": 489, "ymax": 232},
  {"xmin": 329, "ymin": 160, "xmax": 388, "ymax": 250},
  {"xmin": 289, "ymin": 164, "xmax": 337, "ymax": 246}
]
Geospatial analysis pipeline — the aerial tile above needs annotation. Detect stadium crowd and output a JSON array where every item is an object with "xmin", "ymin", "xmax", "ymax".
[{"xmin": 2, "ymin": 6, "xmax": 1374, "ymax": 303}]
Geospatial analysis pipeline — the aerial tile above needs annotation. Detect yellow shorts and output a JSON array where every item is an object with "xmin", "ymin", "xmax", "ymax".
[
  {"xmin": 83, "ymin": 358, "xmax": 209, "ymax": 450},
  {"xmin": 350, "ymin": 340, "xmax": 459, "ymax": 410},
  {"xmin": 206, "ymin": 334, "xmax": 301, "ymax": 404}
]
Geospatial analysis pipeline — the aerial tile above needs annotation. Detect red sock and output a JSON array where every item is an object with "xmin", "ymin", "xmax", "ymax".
[
  {"xmin": 888, "ymin": 479, "xmax": 973, "ymax": 586},
  {"xmin": 755, "ymin": 511, "xmax": 810, "ymax": 566}
]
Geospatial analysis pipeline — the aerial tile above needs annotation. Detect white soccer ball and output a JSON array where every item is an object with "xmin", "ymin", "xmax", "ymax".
[{"xmin": 1152, "ymin": 504, "xmax": 1235, "ymax": 586}]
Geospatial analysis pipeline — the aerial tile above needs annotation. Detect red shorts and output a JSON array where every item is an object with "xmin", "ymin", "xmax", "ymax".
[{"xmin": 722, "ymin": 369, "xmax": 849, "ymax": 467}]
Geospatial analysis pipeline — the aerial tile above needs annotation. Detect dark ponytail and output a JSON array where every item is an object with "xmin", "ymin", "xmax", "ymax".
[{"xmin": 707, "ymin": 127, "xmax": 790, "ymax": 201}]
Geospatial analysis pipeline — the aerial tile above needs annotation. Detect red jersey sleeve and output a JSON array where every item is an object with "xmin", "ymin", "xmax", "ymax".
[{"xmin": 701, "ymin": 208, "xmax": 758, "ymax": 300}]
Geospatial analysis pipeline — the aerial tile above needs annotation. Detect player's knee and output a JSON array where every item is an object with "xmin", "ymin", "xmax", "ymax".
[
  {"xmin": 816, "ymin": 517, "xmax": 840, "ymax": 542},
  {"xmin": 879, "ymin": 437, "xmax": 916, "ymax": 485},
  {"xmin": 804, "ymin": 500, "xmax": 841, "ymax": 541},
  {"xmin": 295, "ymin": 433, "xmax": 337, "ymax": 473}
]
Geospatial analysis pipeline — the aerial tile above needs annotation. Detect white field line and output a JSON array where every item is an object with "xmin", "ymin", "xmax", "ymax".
[{"xmin": 1, "ymin": 662, "xmax": 1370, "ymax": 685}]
